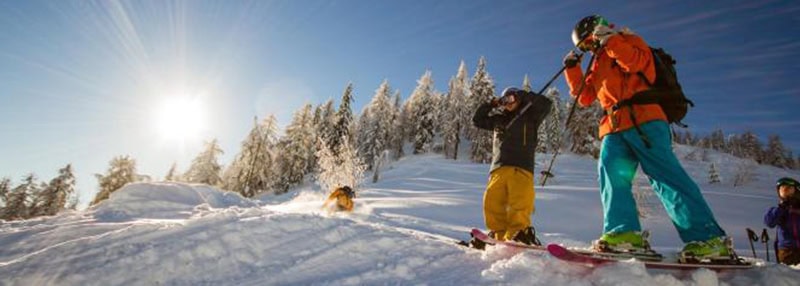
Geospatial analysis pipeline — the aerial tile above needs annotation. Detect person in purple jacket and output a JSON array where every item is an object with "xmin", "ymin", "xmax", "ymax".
[{"xmin": 764, "ymin": 177, "xmax": 800, "ymax": 265}]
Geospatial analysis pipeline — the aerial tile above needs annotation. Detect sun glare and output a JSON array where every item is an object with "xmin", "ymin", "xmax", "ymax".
[{"xmin": 155, "ymin": 97, "xmax": 206, "ymax": 142}]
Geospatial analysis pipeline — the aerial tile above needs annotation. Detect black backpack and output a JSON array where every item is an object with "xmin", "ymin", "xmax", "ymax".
[{"xmin": 613, "ymin": 47, "xmax": 694, "ymax": 127}]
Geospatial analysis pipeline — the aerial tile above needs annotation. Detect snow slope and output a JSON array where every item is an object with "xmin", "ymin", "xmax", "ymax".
[{"xmin": 2, "ymin": 148, "xmax": 800, "ymax": 285}]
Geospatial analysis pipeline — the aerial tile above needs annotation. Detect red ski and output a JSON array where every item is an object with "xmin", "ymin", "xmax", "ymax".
[
  {"xmin": 546, "ymin": 244, "xmax": 755, "ymax": 271},
  {"xmin": 470, "ymin": 228, "xmax": 545, "ymax": 250}
]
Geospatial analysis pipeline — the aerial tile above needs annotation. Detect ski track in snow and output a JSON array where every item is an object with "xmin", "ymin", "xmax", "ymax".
[{"xmin": 1, "ymin": 150, "xmax": 800, "ymax": 285}]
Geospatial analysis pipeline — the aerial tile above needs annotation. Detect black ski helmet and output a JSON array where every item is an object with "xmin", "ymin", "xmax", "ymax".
[
  {"xmin": 501, "ymin": 87, "xmax": 521, "ymax": 97},
  {"xmin": 341, "ymin": 185, "xmax": 355, "ymax": 199},
  {"xmin": 572, "ymin": 15, "xmax": 609, "ymax": 51},
  {"xmin": 776, "ymin": 177, "xmax": 800, "ymax": 191}
]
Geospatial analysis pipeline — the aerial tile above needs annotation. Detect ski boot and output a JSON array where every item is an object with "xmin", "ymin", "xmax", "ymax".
[
  {"xmin": 679, "ymin": 236, "xmax": 746, "ymax": 265},
  {"xmin": 511, "ymin": 226, "xmax": 542, "ymax": 246},
  {"xmin": 593, "ymin": 230, "xmax": 662, "ymax": 259}
]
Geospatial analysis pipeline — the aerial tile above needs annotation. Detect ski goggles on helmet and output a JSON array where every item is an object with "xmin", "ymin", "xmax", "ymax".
[{"xmin": 776, "ymin": 177, "xmax": 800, "ymax": 188}]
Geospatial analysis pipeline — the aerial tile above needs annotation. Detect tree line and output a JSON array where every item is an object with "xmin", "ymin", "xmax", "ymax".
[{"xmin": 4, "ymin": 56, "xmax": 794, "ymax": 219}]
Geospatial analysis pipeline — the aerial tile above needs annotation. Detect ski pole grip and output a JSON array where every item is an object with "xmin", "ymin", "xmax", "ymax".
[{"xmin": 746, "ymin": 228, "xmax": 758, "ymax": 242}]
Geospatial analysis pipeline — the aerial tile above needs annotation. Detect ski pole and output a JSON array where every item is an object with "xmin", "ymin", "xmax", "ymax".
[
  {"xmin": 761, "ymin": 228, "xmax": 770, "ymax": 262},
  {"xmin": 745, "ymin": 228, "xmax": 758, "ymax": 258},
  {"xmin": 775, "ymin": 229, "xmax": 780, "ymax": 263},
  {"xmin": 503, "ymin": 54, "xmax": 579, "ymax": 130},
  {"xmin": 540, "ymin": 52, "xmax": 596, "ymax": 186}
]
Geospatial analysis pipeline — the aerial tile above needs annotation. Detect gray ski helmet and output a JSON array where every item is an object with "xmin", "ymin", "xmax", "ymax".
[{"xmin": 571, "ymin": 15, "xmax": 609, "ymax": 50}]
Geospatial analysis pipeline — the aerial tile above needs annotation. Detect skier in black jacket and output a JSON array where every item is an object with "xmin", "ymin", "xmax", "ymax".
[{"xmin": 472, "ymin": 87, "xmax": 552, "ymax": 246}]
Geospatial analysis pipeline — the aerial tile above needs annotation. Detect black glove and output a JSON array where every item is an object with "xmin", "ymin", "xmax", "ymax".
[
  {"xmin": 779, "ymin": 200, "xmax": 789, "ymax": 210},
  {"xmin": 789, "ymin": 195, "xmax": 800, "ymax": 209},
  {"xmin": 563, "ymin": 50, "xmax": 580, "ymax": 68}
]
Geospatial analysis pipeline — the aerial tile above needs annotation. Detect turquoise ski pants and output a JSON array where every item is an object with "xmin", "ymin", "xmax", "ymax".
[{"xmin": 598, "ymin": 120, "xmax": 725, "ymax": 242}]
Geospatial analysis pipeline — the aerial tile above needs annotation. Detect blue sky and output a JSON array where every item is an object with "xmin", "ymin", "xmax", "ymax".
[{"xmin": 1, "ymin": 1, "xmax": 798, "ymax": 206}]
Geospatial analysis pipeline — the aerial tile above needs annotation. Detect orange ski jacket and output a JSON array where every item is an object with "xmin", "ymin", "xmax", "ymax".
[{"xmin": 564, "ymin": 32, "xmax": 667, "ymax": 138}]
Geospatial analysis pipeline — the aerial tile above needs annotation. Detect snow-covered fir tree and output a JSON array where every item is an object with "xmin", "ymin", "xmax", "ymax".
[
  {"xmin": 764, "ymin": 135, "xmax": 789, "ymax": 168},
  {"xmin": 390, "ymin": 91, "xmax": 406, "ymax": 160},
  {"xmin": 330, "ymin": 83, "xmax": 355, "ymax": 152},
  {"xmin": 184, "ymin": 139, "xmax": 224, "ymax": 186},
  {"xmin": 708, "ymin": 162, "xmax": 721, "ymax": 184},
  {"xmin": 274, "ymin": 104, "xmax": 317, "ymax": 193},
  {"xmin": 708, "ymin": 129, "xmax": 726, "ymax": 151},
  {"xmin": 164, "ymin": 163, "xmax": 180, "ymax": 182},
  {"xmin": 2, "ymin": 174, "xmax": 38, "ymax": 220},
  {"xmin": 91, "ymin": 155, "xmax": 139, "ymax": 206},
  {"xmin": 537, "ymin": 87, "xmax": 563, "ymax": 153},
  {"xmin": 0, "ymin": 177, "xmax": 10, "ymax": 207},
  {"xmin": 223, "ymin": 116, "xmax": 279, "ymax": 198},
  {"xmin": 316, "ymin": 137, "xmax": 366, "ymax": 193},
  {"xmin": 731, "ymin": 131, "xmax": 763, "ymax": 163},
  {"xmin": 430, "ymin": 91, "xmax": 444, "ymax": 146},
  {"xmin": 442, "ymin": 61, "xmax": 469, "ymax": 160},
  {"xmin": 522, "ymin": 74, "xmax": 532, "ymax": 92},
  {"xmin": 31, "ymin": 164, "xmax": 76, "ymax": 217},
  {"xmin": 406, "ymin": 70, "xmax": 436, "ymax": 154},
  {"xmin": 315, "ymin": 99, "xmax": 336, "ymax": 151},
  {"xmin": 357, "ymin": 80, "xmax": 394, "ymax": 170},
  {"xmin": 567, "ymin": 101, "xmax": 601, "ymax": 158},
  {"xmin": 467, "ymin": 56, "xmax": 495, "ymax": 163},
  {"xmin": 786, "ymin": 151, "xmax": 796, "ymax": 170}
]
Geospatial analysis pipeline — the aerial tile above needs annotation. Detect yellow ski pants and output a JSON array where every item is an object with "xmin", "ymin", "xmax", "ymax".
[{"xmin": 483, "ymin": 166, "xmax": 535, "ymax": 241}]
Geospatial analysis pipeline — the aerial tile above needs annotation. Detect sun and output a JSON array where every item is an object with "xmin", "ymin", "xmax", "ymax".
[{"xmin": 154, "ymin": 97, "xmax": 206, "ymax": 142}]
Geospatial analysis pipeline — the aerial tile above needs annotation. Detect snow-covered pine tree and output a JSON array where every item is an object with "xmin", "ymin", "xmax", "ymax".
[
  {"xmin": 356, "ymin": 107, "xmax": 372, "ymax": 163},
  {"xmin": 0, "ymin": 177, "xmax": 10, "ymax": 208},
  {"xmin": 184, "ymin": 139, "xmax": 224, "ymax": 186},
  {"xmin": 467, "ymin": 56, "xmax": 495, "ymax": 163},
  {"xmin": 315, "ymin": 99, "xmax": 336, "ymax": 152},
  {"xmin": 330, "ymin": 83, "xmax": 355, "ymax": 152},
  {"xmin": 91, "ymin": 155, "xmax": 139, "ymax": 206},
  {"xmin": 567, "ymin": 101, "xmax": 601, "ymax": 158},
  {"xmin": 223, "ymin": 116, "xmax": 279, "ymax": 198},
  {"xmin": 316, "ymin": 137, "xmax": 366, "ymax": 193},
  {"xmin": 274, "ymin": 104, "xmax": 317, "ymax": 193},
  {"xmin": 786, "ymin": 150, "xmax": 796, "ymax": 170},
  {"xmin": 390, "ymin": 91, "xmax": 406, "ymax": 160},
  {"xmin": 709, "ymin": 129, "xmax": 726, "ymax": 151},
  {"xmin": 2, "ymin": 174, "xmax": 38, "ymax": 220},
  {"xmin": 404, "ymin": 70, "xmax": 436, "ymax": 154},
  {"xmin": 33, "ymin": 164, "xmax": 76, "ymax": 216},
  {"xmin": 164, "ymin": 163, "xmax": 180, "ymax": 182},
  {"xmin": 522, "ymin": 74, "xmax": 532, "ymax": 92},
  {"xmin": 538, "ymin": 87, "xmax": 563, "ymax": 153},
  {"xmin": 739, "ymin": 131, "xmax": 763, "ymax": 163},
  {"xmin": 442, "ymin": 61, "xmax": 470, "ymax": 160},
  {"xmin": 708, "ymin": 162, "xmax": 721, "ymax": 184},
  {"xmin": 764, "ymin": 135, "xmax": 789, "ymax": 168},
  {"xmin": 794, "ymin": 156, "xmax": 800, "ymax": 169},
  {"xmin": 430, "ymin": 91, "xmax": 445, "ymax": 149},
  {"xmin": 357, "ymin": 80, "xmax": 394, "ymax": 170}
]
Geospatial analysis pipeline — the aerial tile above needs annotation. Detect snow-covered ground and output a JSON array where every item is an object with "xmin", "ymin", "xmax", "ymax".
[{"xmin": 2, "ymin": 147, "xmax": 800, "ymax": 285}]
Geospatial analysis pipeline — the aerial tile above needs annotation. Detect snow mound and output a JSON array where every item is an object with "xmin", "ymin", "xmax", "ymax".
[{"xmin": 92, "ymin": 183, "xmax": 257, "ymax": 221}]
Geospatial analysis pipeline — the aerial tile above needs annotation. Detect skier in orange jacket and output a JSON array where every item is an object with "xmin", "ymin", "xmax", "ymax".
[
  {"xmin": 323, "ymin": 186, "xmax": 355, "ymax": 212},
  {"xmin": 563, "ymin": 15, "xmax": 728, "ymax": 261}
]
